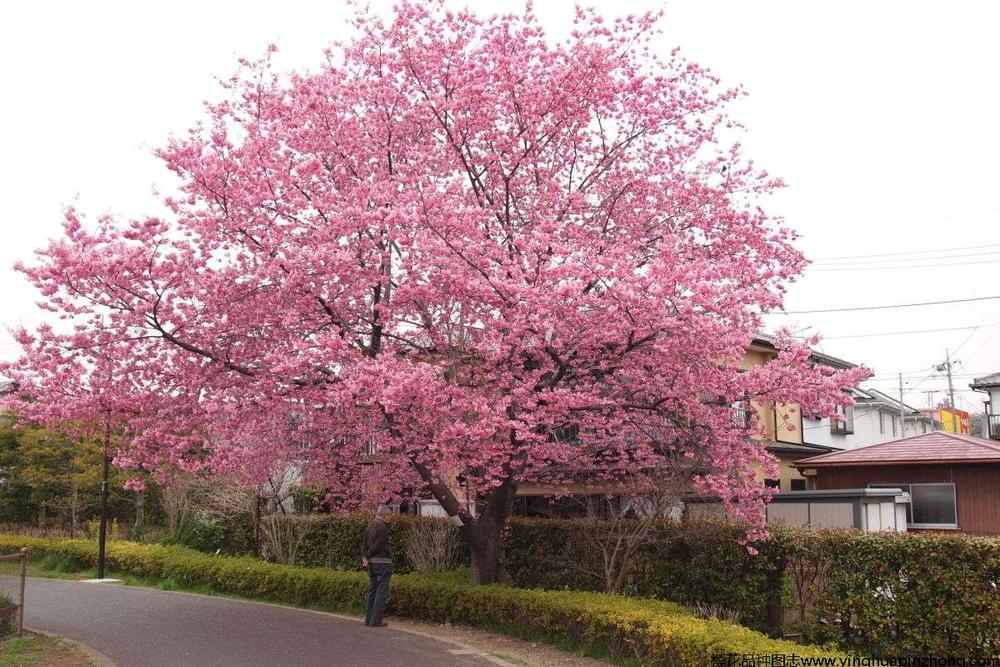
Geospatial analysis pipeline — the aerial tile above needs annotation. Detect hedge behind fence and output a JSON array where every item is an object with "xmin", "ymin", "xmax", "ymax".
[
  {"xmin": 785, "ymin": 530, "xmax": 1000, "ymax": 658},
  {"xmin": 175, "ymin": 513, "xmax": 1000, "ymax": 657},
  {"xmin": 0, "ymin": 535, "xmax": 843, "ymax": 666},
  {"xmin": 504, "ymin": 517, "xmax": 786, "ymax": 633},
  {"xmin": 506, "ymin": 520, "xmax": 1000, "ymax": 657}
]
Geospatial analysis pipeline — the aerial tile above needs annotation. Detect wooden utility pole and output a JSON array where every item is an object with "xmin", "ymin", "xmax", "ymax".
[
  {"xmin": 936, "ymin": 351, "xmax": 959, "ymax": 432},
  {"xmin": 946, "ymin": 350, "xmax": 958, "ymax": 429},
  {"xmin": 898, "ymin": 373, "xmax": 906, "ymax": 438}
]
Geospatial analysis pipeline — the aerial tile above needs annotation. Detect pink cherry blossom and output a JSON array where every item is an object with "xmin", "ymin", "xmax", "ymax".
[{"xmin": 1, "ymin": 1, "xmax": 867, "ymax": 582}]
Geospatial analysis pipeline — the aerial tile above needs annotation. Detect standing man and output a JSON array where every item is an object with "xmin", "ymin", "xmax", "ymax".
[{"xmin": 362, "ymin": 505, "xmax": 392, "ymax": 627}]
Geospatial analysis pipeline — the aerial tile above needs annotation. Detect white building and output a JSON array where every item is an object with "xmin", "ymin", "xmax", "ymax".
[
  {"xmin": 804, "ymin": 387, "xmax": 940, "ymax": 451},
  {"xmin": 970, "ymin": 372, "xmax": 1000, "ymax": 440}
]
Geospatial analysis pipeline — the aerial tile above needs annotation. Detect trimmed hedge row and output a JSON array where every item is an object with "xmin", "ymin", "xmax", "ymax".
[
  {"xmin": 505, "ymin": 518, "xmax": 785, "ymax": 632},
  {"xmin": 166, "ymin": 513, "xmax": 1000, "ymax": 657},
  {"xmin": 782, "ymin": 530, "xmax": 1000, "ymax": 658},
  {"xmin": 506, "ymin": 519, "xmax": 1000, "ymax": 657},
  {"xmin": 184, "ymin": 514, "xmax": 425, "ymax": 571},
  {"xmin": 0, "ymin": 535, "xmax": 843, "ymax": 666}
]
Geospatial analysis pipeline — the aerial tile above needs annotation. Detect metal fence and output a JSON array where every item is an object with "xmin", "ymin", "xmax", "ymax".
[{"xmin": 0, "ymin": 549, "xmax": 27, "ymax": 636}]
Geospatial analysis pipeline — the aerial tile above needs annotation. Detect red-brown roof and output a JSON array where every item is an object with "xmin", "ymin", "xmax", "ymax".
[{"xmin": 796, "ymin": 432, "xmax": 1000, "ymax": 467}]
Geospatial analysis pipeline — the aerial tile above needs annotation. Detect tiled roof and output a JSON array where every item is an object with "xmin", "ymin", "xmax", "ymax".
[
  {"xmin": 750, "ymin": 333, "xmax": 856, "ymax": 369},
  {"xmin": 854, "ymin": 387, "xmax": 923, "ymax": 416},
  {"xmin": 796, "ymin": 431, "xmax": 1000, "ymax": 466},
  {"xmin": 971, "ymin": 372, "xmax": 1000, "ymax": 389}
]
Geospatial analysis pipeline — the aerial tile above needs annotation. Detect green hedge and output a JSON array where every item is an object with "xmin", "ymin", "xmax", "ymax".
[
  {"xmin": 0, "ymin": 593, "xmax": 12, "ymax": 639},
  {"xmin": 780, "ymin": 530, "xmax": 1000, "ymax": 657},
  {"xmin": 185, "ymin": 514, "xmax": 424, "ymax": 571},
  {"xmin": 167, "ymin": 513, "xmax": 1000, "ymax": 657},
  {"xmin": 504, "ymin": 517, "xmax": 785, "ymax": 633},
  {"xmin": 506, "ymin": 520, "xmax": 1000, "ymax": 657},
  {"xmin": 0, "ymin": 535, "xmax": 842, "ymax": 666}
]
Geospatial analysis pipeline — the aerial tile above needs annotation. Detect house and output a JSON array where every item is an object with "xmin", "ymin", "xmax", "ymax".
[
  {"xmin": 410, "ymin": 334, "xmax": 863, "ymax": 519},
  {"xmin": 686, "ymin": 487, "xmax": 911, "ymax": 533},
  {"xmin": 512, "ymin": 336, "xmax": 860, "ymax": 518},
  {"xmin": 795, "ymin": 431, "xmax": 1000, "ymax": 535},
  {"xmin": 741, "ymin": 336, "xmax": 857, "ymax": 492},
  {"xmin": 970, "ymin": 372, "xmax": 1000, "ymax": 440},
  {"xmin": 803, "ymin": 387, "xmax": 940, "ymax": 451},
  {"xmin": 920, "ymin": 406, "xmax": 971, "ymax": 434}
]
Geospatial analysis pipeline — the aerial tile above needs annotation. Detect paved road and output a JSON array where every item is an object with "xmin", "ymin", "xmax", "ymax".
[{"xmin": 25, "ymin": 578, "xmax": 506, "ymax": 667}]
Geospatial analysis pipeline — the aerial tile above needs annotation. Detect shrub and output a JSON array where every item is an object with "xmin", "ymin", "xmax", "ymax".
[
  {"xmin": 404, "ymin": 518, "xmax": 461, "ymax": 574},
  {"xmin": 776, "ymin": 529, "xmax": 1000, "ymax": 657},
  {"xmin": 0, "ymin": 593, "xmax": 12, "ymax": 639},
  {"xmin": 156, "ymin": 512, "xmax": 1000, "ymax": 657},
  {"xmin": 200, "ymin": 513, "xmax": 445, "ymax": 573},
  {"xmin": 163, "ymin": 520, "xmax": 224, "ymax": 554},
  {"xmin": 0, "ymin": 535, "xmax": 843, "ymax": 666},
  {"xmin": 504, "ymin": 517, "xmax": 783, "ymax": 632}
]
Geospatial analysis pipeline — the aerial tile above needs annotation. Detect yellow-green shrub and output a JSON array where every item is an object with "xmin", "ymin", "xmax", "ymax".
[{"xmin": 0, "ymin": 535, "xmax": 842, "ymax": 666}]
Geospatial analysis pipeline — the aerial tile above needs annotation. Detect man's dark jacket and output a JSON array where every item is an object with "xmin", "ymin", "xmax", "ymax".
[{"xmin": 363, "ymin": 518, "xmax": 391, "ymax": 563}]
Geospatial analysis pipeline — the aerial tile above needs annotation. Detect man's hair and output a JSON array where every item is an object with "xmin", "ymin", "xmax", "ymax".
[{"xmin": 375, "ymin": 504, "xmax": 391, "ymax": 518}]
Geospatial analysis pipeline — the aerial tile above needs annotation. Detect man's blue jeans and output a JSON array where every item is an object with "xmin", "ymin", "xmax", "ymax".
[{"xmin": 365, "ymin": 562, "xmax": 392, "ymax": 626}]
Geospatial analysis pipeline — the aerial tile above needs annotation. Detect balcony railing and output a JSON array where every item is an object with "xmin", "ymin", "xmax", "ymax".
[{"xmin": 988, "ymin": 414, "xmax": 1000, "ymax": 441}]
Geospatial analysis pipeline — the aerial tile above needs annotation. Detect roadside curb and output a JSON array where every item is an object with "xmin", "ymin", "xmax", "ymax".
[{"xmin": 24, "ymin": 625, "xmax": 118, "ymax": 667}]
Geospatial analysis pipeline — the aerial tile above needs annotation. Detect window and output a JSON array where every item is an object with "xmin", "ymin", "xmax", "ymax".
[
  {"xmin": 869, "ymin": 482, "xmax": 957, "ymax": 529},
  {"xmin": 732, "ymin": 398, "xmax": 752, "ymax": 430},
  {"xmin": 911, "ymin": 483, "xmax": 957, "ymax": 528},
  {"xmin": 878, "ymin": 411, "xmax": 885, "ymax": 434},
  {"xmin": 830, "ymin": 405, "xmax": 854, "ymax": 435},
  {"xmin": 764, "ymin": 478, "xmax": 780, "ymax": 489},
  {"xmin": 891, "ymin": 415, "xmax": 897, "ymax": 437},
  {"xmin": 552, "ymin": 424, "xmax": 580, "ymax": 444},
  {"xmin": 790, "ymin": 479, "xmax": 807, "ymax": 491}
]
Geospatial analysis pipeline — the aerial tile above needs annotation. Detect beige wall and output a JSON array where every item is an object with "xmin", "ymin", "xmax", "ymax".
[
  {"xmin": 515, "ymin": 345, "xmax": 815, "ymax": 501},
  {"xmin": 774, "ymin": 403, "xmax": 803, "ymax": 445},
  {"xmin": 778, "ymin": 457, "xmax": 808, "ymax": 491},
  {"xmin": 740, "ymin": 349, "xmax": 772, "ymax": 370},
  {"xmin": 741, "ymin": 347, "xmax": 810, "ymax": 492}
]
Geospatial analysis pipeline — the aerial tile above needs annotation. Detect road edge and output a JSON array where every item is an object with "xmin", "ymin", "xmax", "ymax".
[
  {"xmin": 24, "ymin": 625, "xmax": 119, "ymax": 667},
  {"xmin": 26, "ymin": 577, "xmax": 517, "ymax": 667}
]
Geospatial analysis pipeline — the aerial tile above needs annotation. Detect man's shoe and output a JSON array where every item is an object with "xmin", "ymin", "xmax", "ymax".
[{"xmin": 369, "ymin": 622, "xmax": 388, "ymax": 627}]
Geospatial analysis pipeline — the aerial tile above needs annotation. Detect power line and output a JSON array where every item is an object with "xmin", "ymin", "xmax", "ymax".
[
  {"xmin": 810, "ymin": 258, "xmax": 1000, "ymax": 272},
  {"xmin": 814, "ymin": 248, "xmax": 1000, "ymax": 266},
  {"xmin": 950, "ymin": 327, "xmax": 981, "ymax": 358},
  {"xmin": 812, "ymin": 243, "xmax": 1000, "ymax": 262},
  {"xmin": 866, "ymin": 382, "xmax": 980, "ymax": 395},
  {"xmin": 822, "ymin": 324, "xmax": 995, "ymax": 340},
  {"xmin": 780, "ymin": 294, "xmax": 1000, "ymax": 315},
  {"xmin": 866, "ymin": 372, "xmax": 993, "ymax": 380}
]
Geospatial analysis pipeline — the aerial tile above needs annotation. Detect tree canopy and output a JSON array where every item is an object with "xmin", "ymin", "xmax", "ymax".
[{"xmin": 2, "ymin": 2, "xmax": 865, "ymax": 581}]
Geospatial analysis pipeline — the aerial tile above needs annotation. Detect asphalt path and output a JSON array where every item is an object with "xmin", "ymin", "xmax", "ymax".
[{"xmin": 24, "ymin": 578, "xmax": 509, "ymax": 667}]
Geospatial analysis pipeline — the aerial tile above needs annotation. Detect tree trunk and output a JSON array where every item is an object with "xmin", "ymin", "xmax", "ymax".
[
  {"xmin": 253, "ymin": 495, "xmax": 262, "ymax": 558},
  {"xmin": 134, "ymin": 489, "xmax": 145, "ymax": 537},
  {"xmin": 463, "ymin": 476, "xmax": 517, "ymax": 585},
  {"xmin": 69, "ymin": 483, "xmax": 79, "ymax": 538},
  {"xmin": 401, "ymin": 417, "xmax": 519, "ymax": 586},
  {"xmin": 466, "ymin": 516, "xmax": 505, "ymax": 585}
]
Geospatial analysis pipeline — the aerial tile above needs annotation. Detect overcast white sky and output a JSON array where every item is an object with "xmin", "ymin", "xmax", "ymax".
[{"xmin": 1, "ymin": 0, "xmax": 998, "ymax": 415}]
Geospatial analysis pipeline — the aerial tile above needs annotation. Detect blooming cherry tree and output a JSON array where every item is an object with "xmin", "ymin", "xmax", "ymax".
[{"xmin": 3, "ymin": 2, "xmax": 866, "ymax": 582}]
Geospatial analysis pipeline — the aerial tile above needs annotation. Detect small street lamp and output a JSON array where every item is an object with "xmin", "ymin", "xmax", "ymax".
[{"xmin": 97, "ymin": 421, "xmax": 111, "ymax": 579}]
